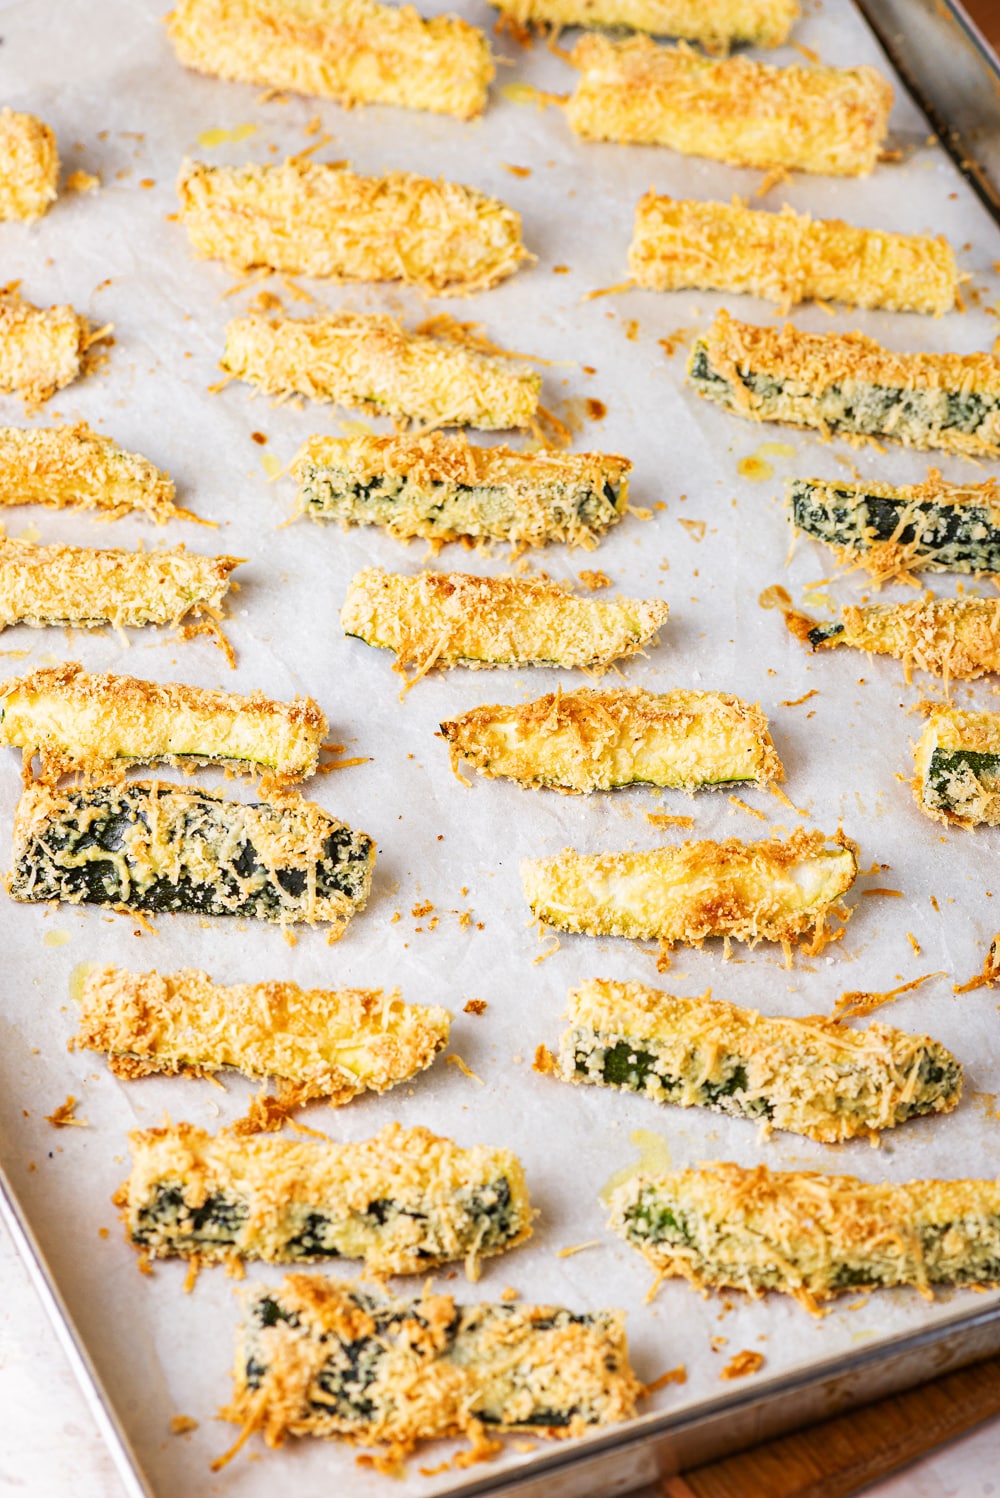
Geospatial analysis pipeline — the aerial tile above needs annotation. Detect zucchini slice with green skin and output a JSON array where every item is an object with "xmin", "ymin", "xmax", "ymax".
[
  {"xmin": 914, "ymin": 705, "xmax": 1000, "ymax": 826},
  {"xmin": 688, "ymin": 310, "xmax": 1000, "ymax": 457},
  {"xmin": 223, "ymin": 1275, "xmax": 642, "ymax": 1454},
  {"xmin": 0, "ymin": 423, "xmax": 183, "ymax": 522},
  {"xmin": 119, "ymin": 1122, "xmax": 532, "ymax": 1276},
  {"xmin": 553, "ymin": 979, "xmax": 961, "ymax": 1142},
  {"xmin": 342, "ymin": 568, "xmax": 669, "ymax": 681},
  {"xmin": 294, "ymin": 432, "xmax": 630, "ymax": 549},
  {"xmin": 440, "ymin": 687, "xmax": 782, "ymax": 793},
  {"xmin": 608, "ymin": 1163, "xmax": 1000, "ymax": 1308},
  {"xmin": 0, "ymin": 663, "xmax": 327, "ymax": 781},
  {"xmin": 9, "ymin": 781, "xmax": 374, "ymax": 930},
  {"xmin": 801, "ymin": 597, "xmax": 1000, "ymax": 682},
  {"xmin": 521, "ymin": 827, "xmax": 858, "ymax": 949},
  {"xmin": 73, "ymin": 966, "xmax": 449, "ymax": 1105}
]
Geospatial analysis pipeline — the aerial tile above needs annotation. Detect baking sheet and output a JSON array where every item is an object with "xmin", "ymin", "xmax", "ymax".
[{"xmin": 3, "ymin": 1, "xmax": 1000, "ymax": 1493}]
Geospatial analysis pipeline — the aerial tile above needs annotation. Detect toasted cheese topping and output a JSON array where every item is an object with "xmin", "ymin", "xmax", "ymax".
[
  {"xmin": 74, "ymin": 966, "xmax": 445, "ymax": 1102},
  {"xmin": 0, "ymin": 536, "xmax": 240, "ymax": 632},
  {"xmin": 0, "ymin": 287, "xmax": 96, "ymax": 407},
  {"xmin": 914, "ymin": 704, "xmax": 1000, "ymax": 828},
  {"xmin": 342, "ymin": 568, "xmax": 669, "ymax": 680},
  {"xmin": 167, "ymin": 0, "xmax": 494, "ymax": 119},
  {"xmin": 565, "ymin": 38, "xmax": 892, "ymax": 176},
  {"xmin": 558, "ymin": 979, "xmax": 961, "ymax": 1142},
  {"xmin": 804, "ymin": 597, "xmax": 1000, "ymax": 683},
  {"xmin": 521, "ymin": 827, "xmax": 858, "ymax": 948},
  {"xmin": 609, "ymin": 1163, "xmax": 1000, "ymax": 1307},
  {"xmin": 630, "ymin": 196, "xmax": 956, "ymax": 315},
  {"xmin": 441, "ymin": 686, "xmax": 781, "ymax": 792},
  {"xmin": 0, "ymin": 423, "xmax": 180, "ymax": 522},
  {"xmin": 0, "ymin": 663, "xmax": 327, "ymax": 782},
  {"xmin": 223, "ymin": 1275, "xmax": 642, "ymax": 1455},
  {"xmin": 490, "ymin": 0, "xmax": 798, "ymax": 48},
  {"xmin": 0, "ymin": 109, "xmax": 59, "ymax": 221},
  {"xmin": 178, "ymin": 159, "xmax": 528, "ymax": 297},
  {"xmin": 294, "ymin": 431, "xmax": 630, "ymax": 548},
  {"xmin": 120, "ymin": 1122, "xmax": 532, "ymax": 1275},
  {"xmin": 223, "ymin": 310, "xmax": 541, "ymax": 430}
]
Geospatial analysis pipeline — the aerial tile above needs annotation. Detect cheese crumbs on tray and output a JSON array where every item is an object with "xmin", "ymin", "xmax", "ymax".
[{"xmin": 0, "ymin": 108, "xmax": 59, "ymax": 221}]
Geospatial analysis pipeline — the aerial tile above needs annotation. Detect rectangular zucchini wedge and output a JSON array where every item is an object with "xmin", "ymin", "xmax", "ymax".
[
  {"xmin": 178, "ymin": 159, "xmax": 528, "ymax": 297},
  {"xmin": 913, "ymin": 705, "xmax": 1000, "ymax": 827},
  {"xmin": 565, "ymin": 38, "xmax": 892, "ymax": 176},
  {"xmin": 72, "ymin": 966, "xmax": 448, "ymax": 1104},
  {"xmin": 9, "ymin": 781, "xmax": 374, "ymax": 930},
  {"xmin": 521, "ymin": 827, "xmax": 858, "ymax": 950},
  {"xmin": 608, "ymin": 1163, "xmax": 1000, "ymax": 1308},
  {"xmin": 342, "ymin": 568, "xmax": 669, "ymax": 681},
  {"xmin": 789, "ymin": 473, "xmax": 1000, "ymax": 581},
  {"xmin": 440, "ymin": 687, "xmax": 782, "ymax": 792},
  {"xmin": 630, "ymin": 197, "xmax": 957, "ymax": 315},
  {"xmin": 119, "ymin": 1122, "xmax": 531, "ymax": 1275},
  {"xmin": 294, "ymin": 432, "xmax": 630, "ymax": 549},
  {"xmin": 490, "ymin": 0, "xmax": 798, "ymax": 49},
  {"xmin": 0, "ymin": 536, "xmax": 241, "ymax": 632},
  {"xmin": 222, "ymin": 1275, "xmax": 642, "ymax": 1456},
  {"xmin": 0, "ymin": 108, "xmax": 59, "ymax": 222},
  {"xmin": 688, "ymin": 310, "xmax": 1000, "ymax": 457},
  {"xmin": 166, "ymin": 0, "xmax": 494, "ymax": 120},
  {"xmin": 801, "ymin": 597, "xmax": 1000, "ymax": 682},
  {"xmin": 554, "ymin": 979, "xmax": 961, "ymax": 1142},
  {"xmin": 0, "ymin": 286, "xmax": 97, "ymax": 407},
  {"xmin": 0, "ymin": 423, "xmax": 181, "ymax": 523},
  {"xmin": 223, "ymin": 310, "xmax": 542, "ymax": 431},
  {"xmin": 0, "ymin": 663, "xmax": 327, "ymax": 782}
]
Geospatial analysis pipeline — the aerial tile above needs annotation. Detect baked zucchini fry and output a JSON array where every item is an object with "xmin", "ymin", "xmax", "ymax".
[
  {"xmin": 0, "ymin": 423, "xmax": 181, "ymax": 523},
  {"xmin": 73, "ymin": 966, "xmax": 448, "ymax": 1104},
  {"xmin": 556, "ymin": 979, "xmax": 961, "ymax": 1142},
  {"xmin": 9, "ymin": 782, "xmax": 374, "ymax": 930},
  {"xmin": 294, "ymin": 432, "xmax": 629, "ymax": 548},
  {"xmin": 0, "ymin": 109, "xmax": 59, "ymax": 222},
  {"xmin": 630, "ymin": 197, "xmax": 957, "ymax": 315},
  {"xmin": 491, "ymin": 0, "xmax": 798, "ymax": 49},
  {"xmin": 222, "ymin": 1275, "xmax": 642, "ymax": 1455},
  {"xmin": 913, "ymin": 705, "xmax": 1000, "ymax": 827},
  {"xmin": 223, "ymin": 310, "xmax": 541, "ymax": 430},
  {"xmin": 0, "ymin": 286, "xmax": 104, "ymax": 407},
  {"xmin": 565, "ymin": 38, "xmax": 892, "ymax": 177},
  {"xmin": 0, "ymin": 663, "xmax": 327, "ymax": 782},
  {"xmin": 789, "ymin": 473, "xmax": 1000, "ymax": 583},
  {"xmin": 342, "ymin": 568, "xmax": 669, "ymax": 680},
  {"xmin": 802, "ymin": 597, "xmax": 1000, "ymax": 683},
  {"xmin": 521, "ymin": 827, "xmax": 858, "ymax": 949},
  {"xmin": 166, "ymin": 0, "xmax": 494, "ymax": 120},
  {"xmin": 119, "ymin": 1122, "xmax": 531, "ymax": 1275},
  {"xmin": 178, "ymin": 160, "xmax": 528, "ymax": 297},
  {"xmin": 440, "ymin": 687, "xmax": 782, "ymax": 792},
  {"xmin": 608, "ymin": 1163, "xmax": 1000, "ymax": 1307},
  {"xmin": 0, "ymin": 536, "xmax": 240, "ymax": 633},
  {"xmin": 688, "ymin": 310, "xmax": 1000, "ymax": 458}
]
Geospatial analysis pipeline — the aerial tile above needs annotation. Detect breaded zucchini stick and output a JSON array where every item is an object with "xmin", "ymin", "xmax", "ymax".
[
  {"xmin": 565, "ymin": 38, "xmax": 892, "ymax": 177},
  {"xmin": 166, "ymin": 0, "xmax": 494, "ymax": 119},
  {"xmin": 630, "ymin": 197, "xmax": 957, "ymax": 315},
  {"xmin": 0, "ymin": 537, "xmax": 240, "ymax": 633},
  {"xmin": 294, "ymin": 432, "xmax": 630, "ymax": 548},
  {"xmin": 440, "ymin": 687, "xmax": 782, "ymax": 792},
  {"xmin": 913, "ymin": 705, "xmax": 1000, "ymax": 827},
  {"xmin": 553, "ymin": 979, "xmax": 961, "ymax": 1142},
  {"xmin": 789, "ymin": 473, "xmax": 1000, "ymax": 583},
  {"xmin": 521, "ymin": 827, "xmax": 858, "ymax": 949},
  {"xmin": 491, "ymin": 0, "xmax": 798, "ymax": 48},
  {"xmin": 0, "ymin": 109, "xmax": 59, "ymax": 221},
  {"xmin": 0, "ymin": 286, "xmax": 105, "ymax": 406},
  {"xmin": 342, "ymin": 568, "xmax": 669, "ymax": 680},
  {"xmin": 0, "ymin": 663, "xmax": 327, "ymax": 782},
  {"xmin": 119, "ymin": 1122, "xmax": 531, "ymax": 1275},
  {"xmin": 608, "ymin": 1163, "xmax": 1000, "ymax": 1307},
  {"xmin": 73, "ymin": 966, "xmax": 447, "ymax": 1103},
  {"xmin": 0, "ymin": 424, "xmax": 181, "ymax": 523},
  {"xmin": 222, "ymin": 1276, "xmax": 642, "ymax": 1455},
  {"xmin": 10, "ymin": 782, "xmax": 374, "ymax": 930},
  {"xmin": 802, "ymin": 597, "xmax": 1000, "ymax": 682},
  {"xmin": 688, "ymin": 310, "xmax": 1000, "ymax": 457},
  {"xmin": 223, "ymin": 310, "xmax": 541, "ymax": 430},
  {"xmin": 178, "ymin": 160, "xmax": 528, "ymax": 297}
]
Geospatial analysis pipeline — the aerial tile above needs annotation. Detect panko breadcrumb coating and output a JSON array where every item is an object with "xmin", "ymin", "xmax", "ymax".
[
  {"xmin": 0, "ymin": 423, "xmax": 180, "ymax": 522},
  {"xmin": 0, "ymin": 286, "xmax": 106, "ymax": 407},
  {"xmin": 0, "ymin": 109, "xmax": 59, "ymax": 221},
  {"xmin": 491, "ymin": 0, "xmax": 799, "ymax": 49}
]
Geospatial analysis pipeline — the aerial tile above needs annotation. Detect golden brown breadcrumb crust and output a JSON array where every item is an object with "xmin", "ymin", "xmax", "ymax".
[
  {"xmin": 0, "ymin": 109, "xmax": 59, "ymax": 221},
  {"xmin": 0, "ymin": 423, "xmax": 181, "ymax": 522},
  {"xmin": 491, "ymin": 0, "xmax": 798, "ymax": 49},
  {"xmin": 0, "ymin": 286, "xmax": 109, "ymax": 407},
  {"xmin": 801, "ymin": 597, "xmax": 1000, "ymax": 683}
]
